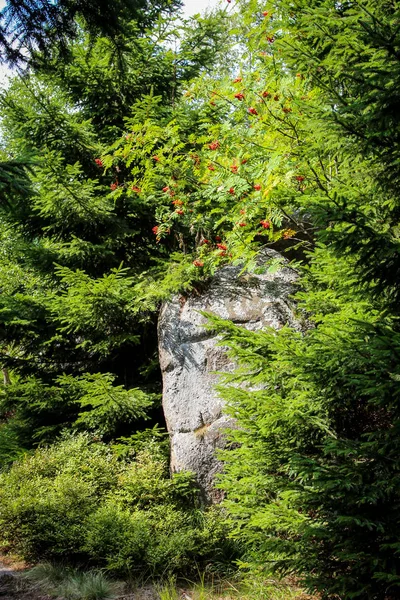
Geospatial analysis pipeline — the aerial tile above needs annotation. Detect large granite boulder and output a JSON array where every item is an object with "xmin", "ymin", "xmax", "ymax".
[{"xmin": 158, "ymin": 249, "xmax": 299, "ymax": 502}]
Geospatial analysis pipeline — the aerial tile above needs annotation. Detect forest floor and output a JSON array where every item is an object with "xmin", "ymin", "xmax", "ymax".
[
  {"xmin": 0, "ymin": 556, "xmax": 51, "ymax": 600},
  {"xmin": 0, "ymin": 573, "xmax": 52, "ymax": 600},
  {"xmin": 0, "ymin": 564, "xmax": 151, "ymax": 600},
  {"xmin": 0, "ymin": 555, "xmax": 316, "ymax": 600},
  {"xmin": 0, "ymin": 563, "xmax": 151, "ymax": 600}
]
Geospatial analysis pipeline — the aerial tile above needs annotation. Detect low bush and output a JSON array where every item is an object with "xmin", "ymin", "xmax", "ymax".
[
  {"xmin": 0, "ymin": 433, "xmax": 118, "ymax": 559},
  {"xmin": 0, "ymin": 433, "xmax": 239, "ymax": 577},
  {"xmin": 84, "ymin": 498, "xmax": 236, "ymax": 577}
]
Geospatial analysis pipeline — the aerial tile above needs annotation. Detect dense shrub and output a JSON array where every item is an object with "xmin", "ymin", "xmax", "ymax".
[
  {"xmin": 0, "ymin": 433, "xmax": 237, "ymax": 576},
  {"xmin": 0, "ymin": 434, "xmax": 118, "ymax": 559},
  {"xmin": 85, "ymin": 502, "xmax": 235, "ymax": 577}
]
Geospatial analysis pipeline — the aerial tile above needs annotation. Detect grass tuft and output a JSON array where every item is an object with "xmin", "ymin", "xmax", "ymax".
[
  {"xmin": 25, "ymin": 561, "xmax": 71, "ymax": 587},
  {"xmin": 25, "ymin": 563, "xmax": 123, "ymax": 600},
  {"xmin": 156, "ymin": 573, "xmax": 314, "ymax": 600}
]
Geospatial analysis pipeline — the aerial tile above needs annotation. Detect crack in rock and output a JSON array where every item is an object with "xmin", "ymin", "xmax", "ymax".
[{"xmin": 158, "ymin": 249, "xmax": 301, "ymax": 502}]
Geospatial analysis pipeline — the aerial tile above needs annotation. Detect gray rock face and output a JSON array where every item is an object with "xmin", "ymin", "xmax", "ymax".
[{"xmin": 158, "ymin": 249, "xmax": 299, "ymax": 502}]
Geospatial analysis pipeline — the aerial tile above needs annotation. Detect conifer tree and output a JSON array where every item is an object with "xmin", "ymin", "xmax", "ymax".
[
  {"xmin": 3, "ymin": 0, "xmax": 400, "ymax": 594},
  {"xmin": 0, "ymin": 0, "xmax": 182, "ymax": 65},
  {"xmin": 185, "ymin": 1, "xmax": 400, "ymax": 598},
  {"xmin": 0, "ymin": 7, "xmax": 232, "ymax": 458}
]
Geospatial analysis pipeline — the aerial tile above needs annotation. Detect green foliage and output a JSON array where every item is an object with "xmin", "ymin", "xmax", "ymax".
[
  {"xmin": 59, "ymin": 372, "xmax": 154, "ymax": 434},
  {"xmin": 105, "ymin": 44, "xmax": 316, "ymax": 275},
  {"xmin": 0, "ymin": 3, "xmax": 235, "ymax": 459},
  {"xmin": 156, "ymin": 574, "xmax": 309, "ymax": 600},
  {"xmin": 212, "ymin": 252, "xmax": 400, "ymax": 597},
  {"xmin": 2, "ymin": 0, "xmax": 400, "ymax": 595},
  {"xmin": 0, "ymin": 421, "xmax": 26, "ymax": 467},
  {"xmin": 111, "ymin": 446, "xmax": 197, "ymax": 509},
  {"xmin": 84, "ymin": 503, "xmax": 236, "ymax": 577},
  {"xmin": 186, "ymin": 2, "xmax": 400, "ymax": 598},
  {"xmin": 50, "ymin": 266, "xmax": 140, "ymax": 355},
  {"xmin": 0, "ymin": 0, "xmax": 182, "ymax": 66},
  {"xmin": 0, "ymin": 157, "xmax": 35, "ymax": 207},
  {"xmin": 112, "ymin": 424, "xmax": 170, "ymax": 457},
  {"xmin": 0, "ymin": 434, "xmax": 118, "ymax": 558},
  {"xmin": 0, "ymin": 434, "xmax": 238, "ymax": 577},
  {"xmin": 0, "ymin": 371, "xmax": 156, "ymax": 452}
]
